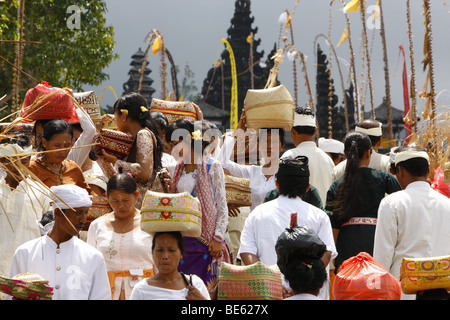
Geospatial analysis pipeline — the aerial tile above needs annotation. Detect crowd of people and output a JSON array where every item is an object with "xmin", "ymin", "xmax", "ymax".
[{"xmin": 0, "ymin": 89, "xmax": 449, "ymax": 301}]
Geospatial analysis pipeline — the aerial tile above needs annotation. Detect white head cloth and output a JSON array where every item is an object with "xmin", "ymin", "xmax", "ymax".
[
  {"xmin": 318, "ymin": 138, "xmax": 344, "ymax": 154},
  {"xmin": 50, "ymin": 184, "xmax": 92, "ymax": 210},
  {"xmin": 394, "ymin": 150, "xmax": 430, "ymax": 165},
  {"xmin": 0, "ymin": 143, "xmax": 32, "ymax": 157},
  {"xmin": 293, "ymin": 113, "xmax": 316, "ymax": 127},
  {"xmin": 355, "ymin": 122, "xmax": 382, "ymax": 137}
]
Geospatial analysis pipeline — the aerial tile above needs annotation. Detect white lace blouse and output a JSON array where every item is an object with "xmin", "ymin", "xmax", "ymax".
[{"xmin": 167, "ymin": 159, "xmax": 228, "ymax": 240}]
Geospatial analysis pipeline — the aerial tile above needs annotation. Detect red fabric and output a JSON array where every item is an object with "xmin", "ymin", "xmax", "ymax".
[
  {"xmin": 430, "ymin": 167, "xmax": 450, "ymax": 198},
  {"xmin": 20, "ymin": 81, "xmax": 79, "ymax": 123},
  {"xmin": 333, "ymin": 252, "xmax": 401, "ymax": 300}
]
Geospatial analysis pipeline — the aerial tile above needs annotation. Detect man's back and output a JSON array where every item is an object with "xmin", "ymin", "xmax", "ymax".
[{"xmin": 374, "ymin": 181, "xmax": 450, "ymax": 281}]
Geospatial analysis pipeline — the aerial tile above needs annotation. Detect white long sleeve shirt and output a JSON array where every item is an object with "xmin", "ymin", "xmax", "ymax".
[
  {"xmin": 373, "ymin": 181, "xmax": 450, "ymax": 300},
  {"xmin": 281, "ymin": 141, "xmax": 335, "ymax": 205},
  {"xmin": 9, "ymin": 235, "xmax": 111, "ymax": 300}
]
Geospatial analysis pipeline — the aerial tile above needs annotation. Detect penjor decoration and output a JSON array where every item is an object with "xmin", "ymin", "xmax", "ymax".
[{"xmin": 221, "ymin": 38, "xmax": 239, "ymax": 130}]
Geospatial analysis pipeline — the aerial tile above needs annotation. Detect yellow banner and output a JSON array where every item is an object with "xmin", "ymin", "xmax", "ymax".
[{"xmin": 221, "ymin": 38, "xmax": 238, "ymax": 130}]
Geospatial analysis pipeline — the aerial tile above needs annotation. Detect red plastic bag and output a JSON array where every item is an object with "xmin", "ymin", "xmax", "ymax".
[
  {"xmin": 333, "ymin": 252, "xmax": 401, "ymax": 300},
  {"xmin": 430, "ymin": 167, "xmax": 450, "ymax": 198},
  {"xmin": 20, "ymin": 81, "xmax": 78, "ymax": 123}
]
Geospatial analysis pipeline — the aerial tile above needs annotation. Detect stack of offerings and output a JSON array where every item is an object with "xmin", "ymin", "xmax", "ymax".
[
  {"xmin": 73, "ymin": 91, "xmax": 101, "ymax": 122},
  {"xmin": 94, "ymin": 129, "xmax": 134, "ymax": 159},
  {"xmin": 400, "ymin": 255, "xmax": 450, "ymax": 294},
  {"xmin": 19, "ymin": 81, "xmax": 78, "ymax": 123},
  {"xmin": 140, "ymin": 191, "xmax": 202, "ymax": 237},
  {"xmin": 0, "ymin": 272, "xmax": 53, "ymax": 300},
  {"xmin": 150, "ymin": 98, "xmax": 198, "ymax": 123}
]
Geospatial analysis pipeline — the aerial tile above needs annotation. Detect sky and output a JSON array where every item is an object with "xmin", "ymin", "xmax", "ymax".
[{"xmin": 85, "ymin": 0, "xmax": 450, "ymax": 126}]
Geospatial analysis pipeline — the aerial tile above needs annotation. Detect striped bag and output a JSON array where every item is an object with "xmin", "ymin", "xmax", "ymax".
[{"xmin": 218, "ymin": 262, "xmax": 283, "ymax": 300}]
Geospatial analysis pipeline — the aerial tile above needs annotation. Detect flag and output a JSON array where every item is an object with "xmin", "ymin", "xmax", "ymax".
[
  {"xmin": 221, "ymin": 39, "xmax": 238, "ymax": 130},
  {"xmin": 343, "ymin": 0, "xmax": 360, "ymax": 13},
  {"xmin": 246, "ymin": 34, "xmax": 253, "ymax": 44},
  {"xmin": 337, "ymin": 27, "xmax": 349, "ymax": 47},
  {"xmin": 152, "ymin": 37, "xmax": 162, "ymax": 55},
  {"xmin": 399, "ymin": 45, "xmax": 412, "ymax": 141}
]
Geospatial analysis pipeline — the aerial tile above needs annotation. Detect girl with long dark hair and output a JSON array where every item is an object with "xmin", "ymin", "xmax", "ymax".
[
  {"xmin": 326, "ymin": 132, "xmax": 401, "ymax": 272},
  {"xmin": 97, "ymin": 92, "xmax": 164, "ymax": 207}
]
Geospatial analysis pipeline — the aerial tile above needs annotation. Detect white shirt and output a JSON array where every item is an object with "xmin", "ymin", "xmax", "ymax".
[
  {"xmin": 0, "ymin": 178, "xmax": 51, "ymax": 277},
  {"xmin": 9, "ymin": 235, "xmax": 111, "ymax": 300},
  {"xmin": 373, "ymin": 181, "xmax": 450, "ymax": 300},
  {"xmin": 239, "ymin": 195, "xmax": 337, "ymax": 300},
  {"xmin": 284, "ymin": 293, "xmax": 321, "ymax": 300},
  {"xmin": 281, "ymin": 141, "xmax": 335, "ymax": 205},
  {"xmin": 130, "ymin": 274, "xmax": 210, "ymax": 300},
  {"xmin": 87, "ymin": 215, "xmax": 155, "ymax": 300},
  {"xmin": 333, "ymin": 150, "xmax": 390, "ymax": 181},
  {"xmin": 218, "ymin": 135, "xmax": 276, "ymax": 211},
  {"xmin": 67, "ymin": 108, "xmax": 96, "ymax": 168}
]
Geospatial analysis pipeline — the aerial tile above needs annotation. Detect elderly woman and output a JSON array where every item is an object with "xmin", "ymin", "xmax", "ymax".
[{"xmin": 130, "ymin": 231, "xmax": 210, "ymax": 300}]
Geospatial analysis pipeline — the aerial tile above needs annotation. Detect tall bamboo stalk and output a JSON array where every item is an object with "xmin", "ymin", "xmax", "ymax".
[
  {"xmin": 338, "ymin": 0, "xmax": 360, "ymax": 124},
  {"xmin": 378, "ymin": 0, "xmax": 394, "ymax": 147},
  {"xmin": 405, "ymin": 0, "xmax": 418, "ymax": 135},
  {"xmin": 358, "ymin": 0, "xmax": 375, "ymax": 119}
]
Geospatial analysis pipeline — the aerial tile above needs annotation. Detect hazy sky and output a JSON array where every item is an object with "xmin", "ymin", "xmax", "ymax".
[{"xmin": 86, "ymin": 0, "xmax": 450, "ymax": 124}]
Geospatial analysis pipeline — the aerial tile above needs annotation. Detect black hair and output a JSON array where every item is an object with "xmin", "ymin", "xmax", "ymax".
[
  {"xmin": 71, "ymin": 122, "xmax": 83, "ymax": 133},
  {"xmin": 394, "ymin": 146, "xmax": 429, "ymax": 177},
  {"xmin": 283, "ymin": 258, "xmax": 327, "ymax": 294},
  {"xmin": 150, "ymin": 111, "xmax": 169, "ymax": 132},
  {"xmin": 169, "ymin": 118, "xmax": 210, "ymax": 151},
  {"xmin": 330, "ymin": 131, "xmax": 372, "ymax": 224},
  {"xmin": 259, "ymin": 127, "xmax": 286, "ymax": 147},
  {"xmin": 32, "ymin": 119, "xmax": 51, "ymax": 151},
  {"xmin": 113, "ymin": 93, "xmax": 163, "ymax": 168},
  {"xmin": 152, "ymin": 231, "xmax": 184, "ymax": 255},
  {"xmin": 41, "ymin": 119, "xmax": 73, "ymax": 151},
  {"xmin": 106, "ymin": 168, "xmax": 137, "ymax": 195},
  {"xmin": 356, "ymin": 119, "xmax": 382, "ymax": 146},
  {"xmin": 276, "ymin": 157, "xmax": 310, "ymax": 198},
  {"xmin": 0, "ymin": 134, "xmax": 31, "ymax": 149},
  {"xmin": 292, "ymin": 107, "xmax": 316, "ymax": 135}
]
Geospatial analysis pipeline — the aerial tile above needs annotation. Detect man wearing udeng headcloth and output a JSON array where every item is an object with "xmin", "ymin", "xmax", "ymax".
[
  {"xmin": 9, "ymin": 184, "xmax": 111, "ymax": 300},
  {"xmin": 333, "ymin": 119, "xmax": 391, "ymax": 180},
  {"xmin": 373, "ymin": 146, "xmax": 450, "ymax": 300}
]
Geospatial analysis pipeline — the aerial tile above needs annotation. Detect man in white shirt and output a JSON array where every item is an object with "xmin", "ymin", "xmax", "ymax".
[
  {"xmin": 281, "ymin": 107, "xmax": 335, "ymax": 205},
  {"xmin": 373, "ymin": 146, "xmax": 450, "ymax": 300},
  {"xmin": 9, "ymin": 184, "xmax": 111, "ymax": 300},
  {"xmin": 333, "ymin": 119, "xmax": 390, "ymax": 180},
  {"xmin": 239, "ymin": 156, "xmax": 337, "ymax": 300}
]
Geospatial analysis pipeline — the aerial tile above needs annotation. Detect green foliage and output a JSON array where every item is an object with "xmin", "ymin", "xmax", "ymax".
[{"xmin": 0, "ymin": 0, "xmax": 117, "ymax": 115}]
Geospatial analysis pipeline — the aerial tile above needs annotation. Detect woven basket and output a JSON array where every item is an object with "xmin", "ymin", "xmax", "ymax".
[
  {"xmin": 83, "ymin": 195, "xmax": 111, "ymax": 231},
  {"xmin": 244, "ymin": 85, "xmax": 294, "ymax": 130},
  {"xmin": 150, "ymin": 98, "xmax": 197, "ymax": 123},
  {"xmin": 400, "ymin": 255, "xmax": 450, "ymax": 294},
  {"xmin": 95, "ymin": 129, "xmax": 134, "ymax": 159},
  {"xmin": 140, "ymin": 191, "xmax": 202, "ymax": 237},
  {"xmin": 74, "ymin": 91, "xmax": 101, "ymax": 122},
  {"xmin": 0, "ymin": 273, "xmax": 53, "ymax": 300},
  {"xmin": 218, "ymin": 262, "xmax": 283, "ymax": 300},
  {"xmin": 224, "ymin": 175, "xmax": 252, "ymax": 207}
]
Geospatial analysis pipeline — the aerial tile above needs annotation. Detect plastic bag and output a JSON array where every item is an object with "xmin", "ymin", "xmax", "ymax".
[
  {"xmin": 430, "ymin": 167, "xmax": 450, "ymax": 198},
  {"xmin": 20, "ymin": 81, "xmax": 78, "ymax": 123},
  {"xmin": 275, "ymin": 225, "xmax": 326, "ymax": 275},
  {"xmin": 333, "ymin": 252, "xmax": 401, "ymax": 300}
]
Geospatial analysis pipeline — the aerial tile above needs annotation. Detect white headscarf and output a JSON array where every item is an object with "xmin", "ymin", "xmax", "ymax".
[{"xmin": 50, "ymin": 184, "xmax": 92, "ymax": 210}]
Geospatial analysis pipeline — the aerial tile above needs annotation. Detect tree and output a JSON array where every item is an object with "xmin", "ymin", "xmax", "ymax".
[
  {"xmin": 201, "ymin": 0, "xmax": 274, "ymax": 127},
  {"xmin": 0, "ymin": 0, "xmax": 117, "ymax": 116},
  {"xmin": 179, "ymin": 64, "xmax": 199, "ymax": 102}
]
